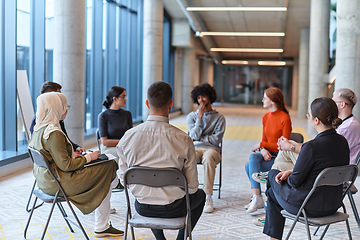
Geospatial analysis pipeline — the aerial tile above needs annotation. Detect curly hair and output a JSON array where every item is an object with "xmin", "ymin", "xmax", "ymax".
[{"xmin": 191, "ymin": 83, "xmax": 217, "ymax": 105}]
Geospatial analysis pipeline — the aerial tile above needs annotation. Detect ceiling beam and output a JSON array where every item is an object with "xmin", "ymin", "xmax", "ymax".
[{"xmin": 175, "ymin": 0, "xmax": 222, "ymax": 64}]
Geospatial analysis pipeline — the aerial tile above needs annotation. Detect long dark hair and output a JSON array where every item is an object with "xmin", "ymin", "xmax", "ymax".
[
  {"xmin": 102, "ymin": 86, "xmax": 125, "ymax": 109},
  {"xmin": 265, "ymin": 87, "xmax": 289, "ymax": 114},
  {"xmin": 310, "ymin": 97, "xmax": 342, "ymax": 128}
]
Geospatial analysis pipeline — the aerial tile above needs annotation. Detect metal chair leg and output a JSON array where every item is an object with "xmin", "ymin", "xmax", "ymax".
[
  {"xmin": 56, "ymin": 202, "xmax": 74, "ymax": 232},
  {"xmin": 26, "ymin": 180, "xmax": 43, "ymax": 212},
  {"xmin": 348, "ymin": 191, "xmax": 360, "ymax": 230},
  {"xmin": 24, "ymin": 196, "xmax": 38, "ymax": 239}
]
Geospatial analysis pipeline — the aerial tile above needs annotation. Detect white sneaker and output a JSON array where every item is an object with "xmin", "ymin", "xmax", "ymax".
[
  {"xmin": 246, "ymin": 195, "xmax": 264, "ymax": 213},
  {"xmin": 204, "ymin": 197, "xmax": 214, "ymax": 213},
  {"xmin": 244, "ymin": 196, "xmax": 254, "ymax": 210}
]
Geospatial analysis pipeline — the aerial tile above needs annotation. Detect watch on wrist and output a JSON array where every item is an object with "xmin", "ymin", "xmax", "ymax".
[{"xmin": 290, "ymin": 145, "xmax": 295, "ymax": 152}]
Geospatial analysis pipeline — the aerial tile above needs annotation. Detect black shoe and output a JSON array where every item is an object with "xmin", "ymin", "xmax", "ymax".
[{"xmin": 94, "ymin": 222, "xmax": 124, "ymax": 238}]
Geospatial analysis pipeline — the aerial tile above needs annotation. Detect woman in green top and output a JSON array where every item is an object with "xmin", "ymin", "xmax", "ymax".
[{"xmin": 29, "ymin": 92, "xmax": 123, "ymax": 238}]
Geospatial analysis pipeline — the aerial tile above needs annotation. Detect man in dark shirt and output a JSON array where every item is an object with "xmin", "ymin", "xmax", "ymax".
[{"xmin": 29, "ymin": 81, "xmax": 85, "ymax": 153}]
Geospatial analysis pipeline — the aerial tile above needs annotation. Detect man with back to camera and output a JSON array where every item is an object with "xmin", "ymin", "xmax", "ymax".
[
  {"xmin": 187, "ymin": 83, "xmax": 226, "ymax": 213},
  {"xmin": 117, "ymin": 81, "xmax": 205, "ymax": 240},
  {"xmin": 29, "ymin": 81, "xmax": 85, "ymax": 154}
]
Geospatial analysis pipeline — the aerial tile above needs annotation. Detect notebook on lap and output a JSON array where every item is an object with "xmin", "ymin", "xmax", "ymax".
[{"xmin": 84, "ymin": 153, "xmax": 116, "ymax": 167}]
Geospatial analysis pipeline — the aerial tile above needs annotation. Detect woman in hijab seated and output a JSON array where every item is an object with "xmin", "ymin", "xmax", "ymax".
[
  {"xmin": 29, "ymin": 92, "xmax": 124, "ymax": 238},
  {"xmin": 263, "ymin": 97, "xmax": 350, "ymax": 240}
]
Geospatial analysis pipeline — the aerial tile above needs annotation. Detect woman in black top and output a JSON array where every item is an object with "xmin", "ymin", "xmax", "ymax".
[
  {"xmin": 263, "ymin": 97, "xmax": 350, "ymax": 240},
  {"xmin": 98, "ymin": 86, "xmax": 133, "ymax": 190}
]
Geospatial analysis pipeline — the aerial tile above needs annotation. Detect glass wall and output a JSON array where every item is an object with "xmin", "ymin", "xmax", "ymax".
[
  {"xmin": 215, "ymin": 65, "xmax": 293, "ymax": 107},
  {"xmin": 0, "ymin": 0, "xmax": 144, "ymax": 166}
]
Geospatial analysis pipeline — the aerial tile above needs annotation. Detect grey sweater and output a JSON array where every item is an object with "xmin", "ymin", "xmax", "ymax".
[{"xmin": 186, "ymin": 109, "xmax": 226, "ymax": 152}]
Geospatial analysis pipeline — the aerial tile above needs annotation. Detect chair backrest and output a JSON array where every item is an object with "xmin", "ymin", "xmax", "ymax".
[
  {"xmin": 28, "ymin": 147, "xmax": 51, "ymax": 170},
  {"xmin": 28, "ymin": 147, "xmax": 68, "ymax": 198},
  {"xmin": 302, "ymin": 165, "xmax": 358, "ymax": 209},
  {"xmin": 96, "ymin": 129, "xmax": 101, "ymax": 151},
  {"xmin": 124, "ymin": 166, "xmax": 187, "ymax": 189},
  {"xmin": 290, "ymin": 132, "xmax": 304, "ymax": 143}
]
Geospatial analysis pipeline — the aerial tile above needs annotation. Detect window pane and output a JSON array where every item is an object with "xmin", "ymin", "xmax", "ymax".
[{"xmin": 17, "ymin": 0, "xmax": 31, "ymax": 149}]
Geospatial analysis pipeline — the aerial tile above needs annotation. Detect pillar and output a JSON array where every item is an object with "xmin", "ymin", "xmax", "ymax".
[
  {"xmin": 202, "ymin": 58, "xmax": 214, "ymax": 85},
  {"xmin": 291, "ymin": 58, "xmax": 299, "ymax": 111},
  {"xmin": 308, "ymin": 0, "xmax": 330, "ymax": 135},
  {"xmin": 298, "ymin": 28, "xmax": 310, "ymax": 119},
  {"xmin": 53, "ymin": 0, "xmax": 86, "ymax": 146},
  {"xmin": 182, "ymin": 48, "xmax": 196, "ymax": 114},
  {"xmin": 142, "ymin": 0, "xmax": 163, "ymax": 121},
  {"xmin": 335, "ymin": 0, "xmax": 360, "ymax": 119}
]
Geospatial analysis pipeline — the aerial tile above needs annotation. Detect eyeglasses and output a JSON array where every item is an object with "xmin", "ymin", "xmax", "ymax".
[
  {"xmin": 120, "ymin": 95, "xmax": 128, "ymax": 100},
  {"xmin": 67, "ymin": 105, "xmax": 71, "ymax": 110},
  {"xmin": 306, "ymin": 112, "xmax": 310, "ymax": 119},
  {"xmin": 334, "ymin": 100, "xmax": 348, "ymax": 105}
]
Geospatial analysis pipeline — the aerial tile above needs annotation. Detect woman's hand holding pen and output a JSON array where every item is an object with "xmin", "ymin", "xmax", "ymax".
[{"xmin": 88, "ymin": 150, "xmax": 101, "ymax": 161}]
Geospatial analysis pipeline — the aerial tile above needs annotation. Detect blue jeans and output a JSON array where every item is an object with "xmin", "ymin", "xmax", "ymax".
[{"xmin": 245, "ymin": 151, "xmax": 277, "ymax": 189}]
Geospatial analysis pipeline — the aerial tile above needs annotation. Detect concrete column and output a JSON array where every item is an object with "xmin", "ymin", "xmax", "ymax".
[
  {"xmin": 142, "ymin": 0, "xmax": 163, "ymax": 121},
  {"xmin": 291, "ymin": 58, "xmax": 299, "ymax": 111},
  {"xmin": 308, "ymin": 0, "xmax": 330, "ymax": 134},
  {"xmin": 53, "ymin": 0, "xmax": 86, "ymax": 146},
  {"xmin": 182, "ymin": 48, "xmax": 196, "ymax": 114},
  {"xmin": 335, "ymin": 0, "xmax": 360, "ymax": 119},
  {"xmin": 202, "ymin": 58, "xmax": 214, "ymax": 85},
  {"xmin": 298, "ymin": 28, "xmax": 310, "ymax": 119}
]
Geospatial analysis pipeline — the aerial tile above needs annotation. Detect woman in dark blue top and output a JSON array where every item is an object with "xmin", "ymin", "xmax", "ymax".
[{"xmin": 263, "ymin": 97, "xmax": 349, "ymax": 240}]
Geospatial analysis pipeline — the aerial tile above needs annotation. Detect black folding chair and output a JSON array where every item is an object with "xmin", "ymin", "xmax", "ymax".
[
  {"xmin": 124, "ymin": 166, "xmax": 192, "ymax": 240},
  {"xmin": 281, "ymin": 165, "xmax": 358, "ymax": 240},
  {"xmin": 24, "ymin": 147, "xmax": 89, "ymax": 240}
]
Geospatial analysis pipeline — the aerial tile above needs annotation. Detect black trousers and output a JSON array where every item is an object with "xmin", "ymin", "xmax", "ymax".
[
  {"xmin": 135, "ymin": 189, "xmax": 205, "ymax": 240},
  {"xmin": 263, "ymin": 169, "xmax": 337, "ymax": 239}
]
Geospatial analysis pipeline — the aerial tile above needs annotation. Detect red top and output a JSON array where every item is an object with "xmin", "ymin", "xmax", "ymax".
[{"xmin": 260, "ymin": 110, "xmax": 292, "ymax": 153}]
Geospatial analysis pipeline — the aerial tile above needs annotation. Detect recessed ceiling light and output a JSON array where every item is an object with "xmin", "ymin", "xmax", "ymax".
[
  {"xmin": 222, "ymin": 60, "xmax": 249, "ymax": 65},
  {"xmin": 197, "ymin": 32, "xmax": 285, "ymax": 37},
  {"xmin": 210, "ymin": 48, "xmax": 284, "ymax": 53},
  {"xmin": 186, "ymin": 7, "xmax": 287, "ymax": 12},
  {"xmin": 258, "ymin": 61, "xmax": 286, "ymax": 66}
]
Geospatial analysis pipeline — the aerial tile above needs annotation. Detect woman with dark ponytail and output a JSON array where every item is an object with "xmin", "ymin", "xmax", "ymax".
[
  {"xmin": 244, "ymin": 87, "xmax": 292, "ymax": 213},
  {"xmin": 263, "ymin": 97, "xmax": 349, "ymax": 240},
  {"xmin": 98, "ymin": 86, "xmax": 132, "ymax": 193}
]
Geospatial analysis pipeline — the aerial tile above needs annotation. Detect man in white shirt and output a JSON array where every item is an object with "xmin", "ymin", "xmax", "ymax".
[{"xmin": 117, "ymin": 81, "xmax": 205, "ymax": 240}]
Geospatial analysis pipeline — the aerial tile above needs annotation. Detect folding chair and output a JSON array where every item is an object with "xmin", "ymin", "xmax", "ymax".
[
  {"xmin": 24, "ymin": 147, "xmax": 89, "ymax": 240},
  {"xmin": 281, "ymin": 165, "xmax": 358, "ymax": 240},
  {"xmin": 196, "ymin": 140, "xmax": 223, "ymax": 199},
  {"xmin": 347, "ymin": 151, "xmax": 360, "ymax": 230},
  {"xmin": 123, "ymin": 166, "xmax": 192, "ymax": 240},
  {"xmin": 290, "ymin": 132, "xmax": 304, "ymax": 143}
]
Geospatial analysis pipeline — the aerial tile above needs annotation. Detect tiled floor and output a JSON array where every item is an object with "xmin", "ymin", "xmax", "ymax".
[{"xmin": 1, "ymin": 105, "xmax": 359, "ymax": 239}]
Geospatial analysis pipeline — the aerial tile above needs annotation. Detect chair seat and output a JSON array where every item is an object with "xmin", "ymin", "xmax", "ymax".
[
  {"xmin": 281, "ymin": 210, "xmax": 349, "ymax": 226},
  {"xmin": 129, "ymin": 213, "xmax": 186, "ymax": 230},
  {"xmin": 33, "ymin": 189, "xmax": 65, "ymax": 203}
]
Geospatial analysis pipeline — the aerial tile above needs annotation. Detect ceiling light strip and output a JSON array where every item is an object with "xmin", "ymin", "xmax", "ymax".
[
  {"xmin": 222, "ymin": 60, "xmax": 249, "ymax": 65},
  {"xmin": 197, "ymin": 32, "xmax": 285, "ymax": 37},
  {"xmin": 210, "ymin": 48, "xmax": 284, "ymax": 53},
  {"xmin": 258, "ymin": 61, "xmax": 286, "ymax": 66},
  {"xmin": 186, "ymin": 7, "xmax": 287, "ymax": 12}
]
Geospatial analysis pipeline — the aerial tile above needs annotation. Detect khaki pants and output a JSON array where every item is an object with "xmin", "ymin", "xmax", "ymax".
[
  {"xmin": 195, "ymin": 148, "xmax": 221, "ymax": 194},
  {"xmin": 271, "ymin": 140, "xmax": 299, "ymax": 171}
]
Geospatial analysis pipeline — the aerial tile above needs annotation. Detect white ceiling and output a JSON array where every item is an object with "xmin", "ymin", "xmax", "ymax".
[{"xmin": 165, "ymin": 0, "xmax": 311, "ymax": 62}]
